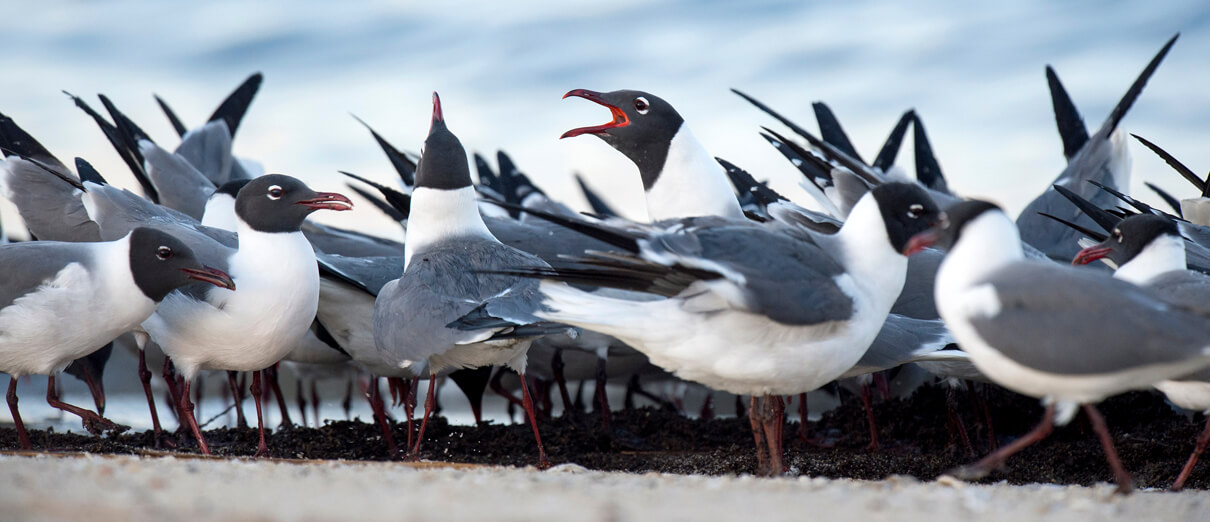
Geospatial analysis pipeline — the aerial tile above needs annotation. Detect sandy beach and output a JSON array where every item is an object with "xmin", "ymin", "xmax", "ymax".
[{"xmin": 1, "ymin": 453, "xmax": 1207, "ymax": 521}]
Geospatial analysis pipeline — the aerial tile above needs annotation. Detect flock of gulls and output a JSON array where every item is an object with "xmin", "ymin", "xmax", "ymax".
[{"xmin": 2, "ymin": 33, "xmax": 1210, "ymax": 494}]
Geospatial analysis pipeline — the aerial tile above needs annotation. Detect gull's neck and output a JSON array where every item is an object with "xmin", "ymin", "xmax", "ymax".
[
  {"xmin": 1114, "ymin": 234, "xmax": 1187, "ymax": 285},
  {"xmin": 643, "ymin": 124, "xmax": 745, "ymax": 222},
  {"xmin": 937, "ymin": 210, "xmax": 1023, "ymax": 294},
  {"xmin": 829, "ymin": 194, "xmax": 908, "ymax": 307},
  {"xmin": 202, "ymin": 193, "xmax": 238, "ymax": 232},
  {"xmin": 404, "ymin": 186, "xmax": 498, "ymax": 269}
]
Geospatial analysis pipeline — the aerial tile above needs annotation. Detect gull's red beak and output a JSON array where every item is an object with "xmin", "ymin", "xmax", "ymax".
[
  {"xmin": 182, "ymin": 266, "xmax": 236, "ymax": 291},
  {"xmin": 561, "ymin": 89, "xmax": 629, "ymax": 139},
  {"xmin": 432, "ymin": 91, "xmax": 443, "ymax": 124},
  {"xmin": 297, "ymin": 192, "xmax": 354, "ymax": 212},
  {"xmin": 904, "ymin": 229, "xmax": 940, "ymax": 256},
  {"xmin": 1072, "ymin": 244, "xmax": 1113, "ymax": 266}
]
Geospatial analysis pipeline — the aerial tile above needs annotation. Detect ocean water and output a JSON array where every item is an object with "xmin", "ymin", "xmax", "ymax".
[{"xmin": 1, "ymin": 1, "xmax": 1209, "ymax": 430}]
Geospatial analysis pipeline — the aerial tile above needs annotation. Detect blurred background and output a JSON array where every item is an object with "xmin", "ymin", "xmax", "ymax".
[
  {"xmin": 1, "ymin": 0, "xmax": 1208, "ymax": 240},
  {"xmin": 1, "ymin": 0, "xmax": 1208, "ymax": 430}
]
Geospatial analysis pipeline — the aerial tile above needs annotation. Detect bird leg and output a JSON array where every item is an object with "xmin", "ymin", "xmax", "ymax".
[
  {"xmin": 265, "ymin": 364, "xmax": 292, "ymax": 429},
  {"xmin": 80, "ymin": 366, "xmax": 105, "ymax": 416},
  {"xmin": 749, "ymin": 396, "xmax": 770, "ymax": 475},
  {"xmin": 296, "ymin": 379, "xmax": 308, "ymax": 428},
  {"xmin": 860, "ymin": 382, "xmax": 880, "ymax": 451},
  {"xmin": 551, "ymin": 349, "xmax": 573, "ymax": 417},
  {"xmin": 518, "ymin": 371, "xmax": 553, "ymax": 469},
  {"xmin": 966, "ymin": 380, "xmax": 998, "ymax": 451},
  {"xmin": 1172, "ymin": 414, "xmax": 1210, "ymax": 491},
  {"xmin": 950, "ymin": 404, "xmax": 1054, "ymax": 481},
  {"xmin": 595, "ymin": 356, "xmax": 611, "ymax": 431},
  {"xmin": 312, "ymin": 380, "xmax": 322, "ymax": 426},
  {"xmin": 489, "ymin": 368, "xmax": 525, "ymax": 413},
  {"xmin": 388, "ymin": 377, "xmax": 401, "ymax": 407},
  {"xmin": 7, "ymin": 377, "xmax": 31, "ymax": 450},
  {"xmin": 735, "ymin": 394, "xmax": 746, "ymax": 419},
  {"xmin": 1082, "ymin": 404, "xmax": 1133, "ymax": 494},
  {"xmin": 227, "ymin": 371, "xmax": 248, "ymax": 429},
  {"xmin": 249, "ymin": 370, "xmax": 270, "ymax": 457},
  {"xmin": 409, "ymin": 375, "xmax": 438, "ymax": 461},
  {"xmin": 45, "ymin": 375, "xmax": 124, "ymax": 435},
  {"xmin": 178, "ymin": 379, "xmax": 210, "ymax": 455},
  {"xmin": 137, "ymin": 349, "xmax": 165, "ymax": 447},
  {"xmin": 700, "ymin": 393, "xmax": 715, "ymax": 421},
  {"xmin": 760, "ymin": 394, "xmax": 787, "ymax": 475},
  {"xmin": 945, "ymin": 386, "xmax": 975, "ymax": 457},
  {"xmin": 341, "ymin": 377, "xmax": 353, "ymax": 420},
  {"xmin": 364, "ymin": 377, "xmax": 398, "ymax": 458},
  {"xmin": 161, "ymin": 357, "xmax": 184, "ymax": 425},
  {"xmin": 404, "ymin": 378, "xmax": 418, "ymax": 450}
]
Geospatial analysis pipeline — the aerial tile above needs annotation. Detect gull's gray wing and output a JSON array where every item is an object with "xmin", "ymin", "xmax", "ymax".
[
  {"xmin": 82, "ymin": 182, "xmax": 234, "ymax": 267},
  {"xmin": 317, "ymin": 253, "xmax": 404, "ymax": 296},
  {"xmin": 0, "ymin": 241, "xmax": 95, "ymax": 310},
  {"xmin": 0, "ymin": 156, "xmax": 99, "ymax": 242},
  {"xmin": 967, "ymin": 261, "xmax": 1210, "ymax": 375},
  {"xmin": 374, "ymin": 239, "xmax": 550, "ymax": 367},
  {"xmin": 486, "ymin": 216, "xmax": 624, "ymax": 263},
  {"xmin": 303, "ymin": 222, "xmax": 404, "ymax": 257},
  {"xmin": 139, "ymin": 139, "xmax": 217, "ymax": 220},
  {"xmin": 842, "ymin": 314, "xmax": 954, "ymax": 378},
  {"xmin": 1147, "ymin": 269, "xmax": 1210, "ymax": 311},
  {"xmin": 1017, "ymin": 36, "xmax": 1177, "ymax": 260},
  {"xmin": 174, "ymin": 120, "xmax": 234, "ymax": 187}
]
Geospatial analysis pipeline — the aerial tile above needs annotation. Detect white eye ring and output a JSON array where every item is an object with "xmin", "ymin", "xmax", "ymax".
[
  {"xmin": 634, "ymin": 96, "xmax": 650, "ymax": 115},
  {"xmin": 156, "ymin": 246, "xmax": 173, "ymax": 260},
  {"xmin": 267, "ymin": 185, "xmax": 283, "ymax": 200},
  {"xmin": 907, "ymin": 203, "xmax": 924, "ymax": 218}
]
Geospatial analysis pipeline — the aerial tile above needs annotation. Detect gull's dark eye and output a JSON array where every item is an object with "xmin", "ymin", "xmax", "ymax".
[
  {"xmin": 156, "ymin": 246, "xmax": 173, "ymax": 260},
  {"xmin": 1113, "ymin": 229, "xmax": 1123, "ymax": 243},
  {"xmin": 634, "ymin": 96, "xmax": 650, "ymax": 115},
  {"xmin": 268, "ymin": 185, "xmax": 284, "ymax": 200},
  {"xmin": 907, "ymin": 203, "xmax": 924, "ymax": 219}
]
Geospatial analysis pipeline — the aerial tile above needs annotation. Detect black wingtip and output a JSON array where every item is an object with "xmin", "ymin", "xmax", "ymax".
[
  {"xmin": 0, "ymin": 112, "xmax": 59, "ymax": 163},
  {"xmin": 716, "ymin": 156, "xmax": 785, "ymax": 206},
  {"xmin": 482, "ymin": 199, "xmax": 641, "ymax": 253},
  {"xmin": 1051, "ymin": 183, "xmax": 1120, "ymax": 232},
  {"xmin": 95, "ymin": 93, "xmax": 158, "ymax": 203},
  {"xmin": 352, "ymin": 114, "xmax": 417, "ymax": 186},
  {"xmin": 811, "ymin": 101, "xmax": 865, "ymax": 165},
  {"xmin": 339, "ymin": 170, "xmax": 411, "ymax": 218},
  {"xmin": 1144, "ymin": 182, "xmax": 1183, "ymax": 217},
  {"xmin": 1130, "ymin": 133, "xmax": 1206, "ymax": 195},
  {"xmin": 872, "ymin": 110, "xmax": 913, "ymax": 172},
  {"xmin": 154, "ymin": 94, "xmax": 188, "ymax": 138},
  {"xmin": 208, "ymin": 72, "xmax": 263, "ymax": 138},
  {"xmin": 574, "ymin": 173, "xmax": 619, "ymax": 218},
  {"xmin": 1098, "ymin": 33, "xmax": 1179, "ymax": 137},
  {"xmin": 74, "ymin": 157, "xmax": 108, "ymax": 186},
  {"xmin": 1037, "ymin": 212, "xmax": 1108, "ymax": 241},
  {"xmin": 1087, "ymin": 179, "xmax": 1161, "ymax": 216},
  {"xmin": 911, "ymin": 112, "xmax": 948, "ymax": 193},
  {"xmin": 1045, "ymin": 65, "xmax": 1089, "ymax": 160},
  {"xmin": 346, "ymin": 183, "xmax": 407, "ymax": 222}
]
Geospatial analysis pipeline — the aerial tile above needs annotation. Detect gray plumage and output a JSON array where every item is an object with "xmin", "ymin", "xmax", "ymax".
[
  {"xmin": 842, "ymin": 314, "xmax": 955, "ymax": 378},
  {"xmin": 1017, "ymin": 35, "xmax": 1177, "ymax": 260},
  {"xmin": 139, "ymin": 138, "xmax": 218, "ymax": 221},
  {"xmin": 173, "ymin": 121, "xmax": 235, "ymax": 187},
  {"xmin": 0, "ymin": 241, "xmax": 95, "ymax": 310},
  {"xmin": 374, "ymin": 237, "xmax": 552, "ymax": 371},
  {"xmin": 0, "ymin": 156, "xmax": 100, "ymax": 242},
  {"xmin": 967, "ymin": 262, "xmax": 1210, "ymax": 375},
  {"xmin": 318, "ymin": 254, "xmax": 404, "ymax": 296}
]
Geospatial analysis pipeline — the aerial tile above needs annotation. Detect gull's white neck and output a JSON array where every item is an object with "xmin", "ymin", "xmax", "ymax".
[
  {"xmin": 1114, "ymin": 234, "xmax": 1187, "ymax": 285},
  {"xmin": 829, "ymin": 194, "xmax": 908, "ymax": 307},
  {"xmin": 937, "ymin": 211, "xmax": 1023, "ymax": 295},
  {"xmin": 404, "ymin": 186, "xmax": 498, "ymax": 269},
  {"xmin": 644, "ymin": 124, "xmax": 745, "ymax": 222},
  {"xmin": 202, "ymin": 194, "xmax": 238, "ymax": 232}
]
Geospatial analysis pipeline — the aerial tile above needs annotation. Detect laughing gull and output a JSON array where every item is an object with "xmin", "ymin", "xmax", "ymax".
[
  {"xmin": 911, "ymin": 200, "xmax": 1210, "ymax": 493},
  {"xmin": 562, "ymin": 88, "xmax": 969, "ymax": 448},
  {"xmin": 1014, "ymin": 34, "xmax": 1177, "ymax": 260},
  {"xmin": 372, "ymin": 93, "xmax": 560, "ymax": 467},
  {"xmin": 0, "ymin": 228, "xmax": 233, "ymax": 449},
  {"xmin": 1072, "ymin": 214, "xmax": 1210, "ymax": 490},
  {"xmin": 495, "ymin": 182, "xmax": 942, "ymax": 475}
]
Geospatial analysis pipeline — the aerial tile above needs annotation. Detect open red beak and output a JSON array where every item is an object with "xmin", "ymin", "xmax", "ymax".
[
  {"xmin": 903, "ymin": 229, "xmax": 940, "ymax": 256},
  {"xmin": 561, "ymin": 89, "xmax": 629, "ymax": 139},
  {"xmin": 297, "ymin": 192, "xmax": 354, "ymax": 212},
  {"xmin": 432, "ymin": 91, "xmax": 443, "ymax": 124},
  {"xmin": 1072, "ymin": 244, "xmax": 1113, "ymax": 266},
  {"xmin": 182, "ymin": 266, "xmax": 236, "ymax": 291}
]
